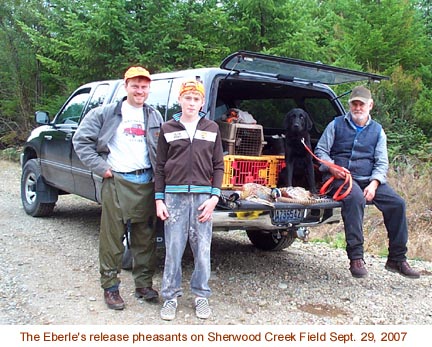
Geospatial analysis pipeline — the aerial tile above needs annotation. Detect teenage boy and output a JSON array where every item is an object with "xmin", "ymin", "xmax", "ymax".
[{"xmin": 154, "ymin": 79, "xmax": 224, "ymax": 320}]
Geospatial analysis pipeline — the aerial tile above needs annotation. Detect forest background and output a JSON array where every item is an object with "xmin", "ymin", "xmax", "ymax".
[
  {"xmin": 0, "ymin": 0, "xmax": 432, "ymax": 158},
  {"xmin": 1, "ymin": 0, "xmax": 432, "ymax": 163},
  {"xmin": 0, "ymin": 0, "xmax": 431, "ymax": 260}
]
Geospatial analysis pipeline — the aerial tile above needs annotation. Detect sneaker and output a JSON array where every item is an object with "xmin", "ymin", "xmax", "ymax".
[
  {"xmin": 160, "ymin": 299, "xmax": 177, "ymax": 321},
  {"xmin": 195, "ymin": 297, "xmax": 211, "ymax": 319},
  {"xmin": 385, "ymin": 260, "xmax": 420, "ymax": 279},
  {"xmin": 349, "ymin": 259, "xmax": 368, "ymax": 278}
]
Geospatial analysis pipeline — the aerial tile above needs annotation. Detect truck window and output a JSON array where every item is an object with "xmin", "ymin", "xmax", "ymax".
[
  {"xmin": 158, "ymin": 76, "xmax": 202, "ymax": 121},
  {"xmin": 304, "ymin": 98, "xmax": 339, "ymax": 133},
  {"xmin": 237, "ymin": 98, "xmax": 297, "ymax": 130},
  {"xmin": 233, "ymin": 97, "xmax": 339, "ymax": 135},
  {"xmin": 55, "ymin": 88, "xmax": 91, "ymax": 125},
  {"xmin": 147, "ymin": 79, "xmax": 174, "ymax": 121},
  {"xmin": 214, "ymin": 100, "xmax": 229, "ymax": 121},
  {"xmin": 148, "ymin": 75, "xmax": 205, "ymax": 121},
  {"xmin": 112, "ymin": 83, "xmax": 126, "ymax": 103},
  {"xmin": 83, "ymin": 83, "xmax": 110, "ymax": 116}
]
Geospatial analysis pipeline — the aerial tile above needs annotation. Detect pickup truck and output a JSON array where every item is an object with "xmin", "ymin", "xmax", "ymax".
[{"xmin": 20, "ymin": 51, "xmax": 387, "ymax": 254}]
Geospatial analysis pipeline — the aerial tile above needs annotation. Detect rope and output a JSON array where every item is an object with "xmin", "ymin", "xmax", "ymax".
[{"xmin": 301, "ymin": 138, "xmax": 352, "ymax": 201}]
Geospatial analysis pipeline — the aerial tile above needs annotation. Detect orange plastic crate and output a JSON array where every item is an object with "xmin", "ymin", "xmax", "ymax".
[
  {"xmin": 274, "ymin": 155, "xmax": 286, "ymax": 186},
  {"xmin": 222, "ymin": 155, "xmax": 275, "ymax": 189},
  {"xmin": 274, "ymin": 155, "xmax": 286, "ymax": 174},
  {"xmin": 262, "ymin": 155, "xmax": 286, "ymax": 187}
]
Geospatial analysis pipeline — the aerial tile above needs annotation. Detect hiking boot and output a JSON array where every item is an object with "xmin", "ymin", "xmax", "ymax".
[
  {"xmin": 104, "ymin": 290, "xmax": 125, "ymax": 310},
  {"xmin": 160, "ymin": 299, "xmax": 177, "ymax": 321},
  {"xmin": 349, "ymin": 259, "xmax": 368, "ymax": 278},
  {"xmin": 195, "ymin": 297, "xmax": 211, "ymax": 319},
  {"xmin": 385, "ymin": 260, "xmax": 420, "ymax": 279},
  {"xmin": 135, "ymin": 287, "xmax": 159, "ymax": 301}
]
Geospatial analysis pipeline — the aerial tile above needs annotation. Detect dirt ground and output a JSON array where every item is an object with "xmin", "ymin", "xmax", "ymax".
[{"xmin": 1, "ymin": 160, "xmax": 431, "ymax": 326}]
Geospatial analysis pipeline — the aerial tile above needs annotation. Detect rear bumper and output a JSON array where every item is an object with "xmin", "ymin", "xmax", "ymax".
[{"xmin": 213, "ymin": 199, "xmax": 342, "ymax": 231}]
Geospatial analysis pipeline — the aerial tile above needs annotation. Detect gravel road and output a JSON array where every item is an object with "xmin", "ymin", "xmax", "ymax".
[{"xmin": 0, "ymin": 159, "xmax": 431, "ymax": 325}]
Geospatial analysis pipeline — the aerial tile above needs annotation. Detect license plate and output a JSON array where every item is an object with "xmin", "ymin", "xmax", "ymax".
[{"xmin": 271, "ymin": 209, "xmax": 305, "ymax": 225}]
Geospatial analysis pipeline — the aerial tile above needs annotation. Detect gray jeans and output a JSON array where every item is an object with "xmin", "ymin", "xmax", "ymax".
[{"xmin": 161, "ymin": 193, "xmax": 212, "ymax": 300}]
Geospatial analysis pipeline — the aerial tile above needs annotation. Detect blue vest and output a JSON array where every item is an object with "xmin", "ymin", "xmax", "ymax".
[{"xmin": 330, "ymin": 115, "xmax": 382, "ymax": 178}]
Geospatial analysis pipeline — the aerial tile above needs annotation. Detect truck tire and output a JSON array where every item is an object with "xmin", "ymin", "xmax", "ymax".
[
  {"xmin": 21, "ymin": 159, "xmax": 56, "ymax": 217},
  {"xmin": 246, "ymin": 229, "xmax": 296, "ymax": 251}
]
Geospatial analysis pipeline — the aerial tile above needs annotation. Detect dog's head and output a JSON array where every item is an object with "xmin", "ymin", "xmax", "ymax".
[{"xmin": 284, "ymin": 108, "xmax": 313, "ymax": 133}]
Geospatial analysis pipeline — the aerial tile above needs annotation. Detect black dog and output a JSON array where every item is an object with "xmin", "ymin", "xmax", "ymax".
[{"xmin": 279, "ymin": 108, "xmax": 316, "ymax": 193}]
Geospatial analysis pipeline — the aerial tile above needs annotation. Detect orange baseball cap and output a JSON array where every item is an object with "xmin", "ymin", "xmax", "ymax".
[
  {"xmin": 179, "ymin": 79, "xmax": 205, "ymax": 98},
  {"xmin": 124, "ymin": 66, "xmax": 151, "ymax": 81}
]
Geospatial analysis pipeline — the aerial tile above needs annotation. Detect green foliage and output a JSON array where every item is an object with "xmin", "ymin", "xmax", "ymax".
[
  {"xmin": 386, "ymin": 119, "xmax": 429, "ymax": 162},
  {"xmin": 0, "ymin": 147, "xmax": 21, "ymax": 162},
  {"xmin": 369, "ymin": 66, "xmax": 431, "ymax": 165},
  {"xmin": 377, "ymin": 247, "xmax": 389, "ymax": 258},
  {"xmin": 413, "ymin": 87, "xmax": 432, "ymax": 138},
  {"xmin": 323, "ymin": 0, "xmax": 431, "ymax": 72},
  {"xmin": 0, "ymin": 0, "xmax": 432, "ymax": 160},
  {"xmin": 371, "ymin": 66, "xmax": 423, "ymax": 126},
  {"xmin": 416, "ymin": 0, "xmax": 432, "ymax": 38},
  {"xmin": 0, "ymin": 0, "xmax": 43, "ymax": 141},
  {"xmin": 316, "ymin": 232, "xmax": 346, "ymax": 250}
]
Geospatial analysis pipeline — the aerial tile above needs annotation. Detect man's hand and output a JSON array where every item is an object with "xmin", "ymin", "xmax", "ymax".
[
  {"xmin": 329, "ymin": 166, "xmax": 349, "ymax": 179},
  {"xmin": 197, "ymin": 195, "xmax": 219, "ymax": 223},
  {"xmin": 103, "ymin": 169, "xmax": 113, "ymax": 178},
  {"xmin": 364, "ymin": 180, "xmax": 379, "ymax": 202},
  {"xmin": 156, "ymin": 200, "xmax": 169, "ymax": 221}
]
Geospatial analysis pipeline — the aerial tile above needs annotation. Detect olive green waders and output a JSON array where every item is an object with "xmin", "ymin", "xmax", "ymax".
[{"xmin": 99, "ymin": 173, "xmax": 157, "ymax": 290}]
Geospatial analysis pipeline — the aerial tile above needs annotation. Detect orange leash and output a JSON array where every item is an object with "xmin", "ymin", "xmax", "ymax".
[{"xmin": 301, "ymin": 138, "xmax": 352, "ymax": 201}]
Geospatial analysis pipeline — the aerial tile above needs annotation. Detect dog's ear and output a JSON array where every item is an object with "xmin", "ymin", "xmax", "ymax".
[
  {"xmin": 304, "ymin": 111, "xmax": 313, "ymax": 131},
  {"xmin": 283, "ymin": 111, "xmax": 293, "ymax": 130}
]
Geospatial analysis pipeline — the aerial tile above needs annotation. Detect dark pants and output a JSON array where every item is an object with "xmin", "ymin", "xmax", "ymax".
[
  {"xmin": 330, "ymin": 179, "xmax": 408, "ymax": 261},
  {"xmin": 99, "ymin": 175, "xmax": 157, "ymax": 290}
]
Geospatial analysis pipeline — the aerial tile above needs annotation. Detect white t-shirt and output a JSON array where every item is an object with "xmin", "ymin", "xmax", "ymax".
[
  {"xmin": 107, "ymin": 101, "xmax": 151, "ymax": 172},
  {"xmin": 181, "ymin": 117, "xmax": 200, "ymax": 142}
]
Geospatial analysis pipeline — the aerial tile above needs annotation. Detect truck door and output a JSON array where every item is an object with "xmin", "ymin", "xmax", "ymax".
[
  {"xmin": 39, "ymin": 88, "xmax": 91, "ymax": 192},
  {"xmin": 71, "ymin": 83, "xmax": 112, "ymax": 202}
]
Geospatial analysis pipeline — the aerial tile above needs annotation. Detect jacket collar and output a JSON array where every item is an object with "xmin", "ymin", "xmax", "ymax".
[
  {"xmin": 114, "ymin": 96, "xmax": 148, "ymax": 116},
  {"xmin": 172, "ymin": 111, "xmax": 206, "ymax": 122}
]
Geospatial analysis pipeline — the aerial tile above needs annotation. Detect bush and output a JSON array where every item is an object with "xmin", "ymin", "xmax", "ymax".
[
  {"xmin": 413, "ymin": 88, "xmax": 432, "ymax": 138},
  {"xmin": 0, "ymin": 147, "xmax": 21, "ymax": 162},
  {"xmin": 386, "ymin": 119, "xmax": 430, "ymax": 164}
]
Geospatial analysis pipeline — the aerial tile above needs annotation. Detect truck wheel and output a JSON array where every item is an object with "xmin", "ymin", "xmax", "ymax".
[
  {"xmin": 246, "ymin": 229, "xmax": 296, "ymax": 251},
  {"xmin": 21, "ymin": 159, "xmax": 56, "ymax": 217}
]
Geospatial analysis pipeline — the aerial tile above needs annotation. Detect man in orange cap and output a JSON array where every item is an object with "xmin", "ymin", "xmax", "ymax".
[
  {"xmin": 73, "ymin": 66, "xmax": 164, "ymax": 310},
  {"xmin": 154, "ymin": 78, "xmax": 224, "ymax": 320}
]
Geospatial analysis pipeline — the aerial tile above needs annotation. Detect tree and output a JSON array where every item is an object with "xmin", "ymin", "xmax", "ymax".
[
  {"xmin": 0, "ymin": 0, "xmax": 47, "ymax": 146},
  {"xmin": 322, "ymin": 0, "xmax": 431, "ymax": 72},
  {"xmin": 1, "ymin": 0, "xmax": 432, "ymax": 151},
  {"xmin": 416, "ymin": 0, "xmax": 432, "ymax": 38}
]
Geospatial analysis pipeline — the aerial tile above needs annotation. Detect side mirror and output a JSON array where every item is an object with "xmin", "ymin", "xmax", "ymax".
[{"xmin": 35, "ymin": 111, "xmax": 50, "ymax": 125}]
